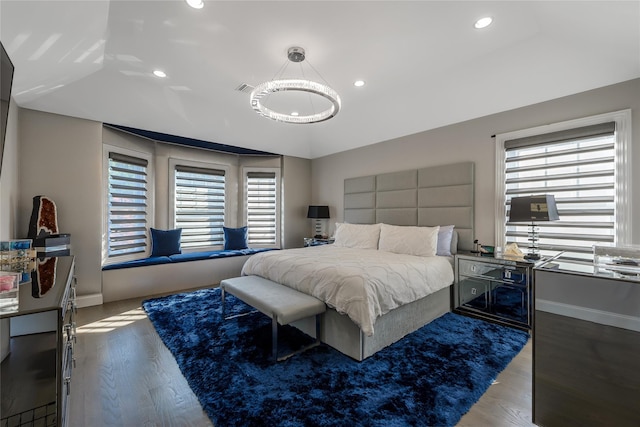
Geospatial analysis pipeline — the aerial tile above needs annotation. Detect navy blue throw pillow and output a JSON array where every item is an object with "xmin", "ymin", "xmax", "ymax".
[
  {"xmin": 150, "ymin": 228, "xmax": 182, "ymax": 257},
  {"xmin": 224, "ymin": 226, "xmax": 248, "ymax": 250}
]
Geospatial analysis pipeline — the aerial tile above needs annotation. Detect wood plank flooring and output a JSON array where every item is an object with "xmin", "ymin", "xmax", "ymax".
[{"xmin": 69, "ymin": 290, "xmax": 535, "ymax": 427}]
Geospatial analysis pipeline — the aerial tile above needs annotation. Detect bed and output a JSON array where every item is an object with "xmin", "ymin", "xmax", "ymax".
[{"xmin": 243, "ymin": 162, "xmax": 475, "ymax": 360}]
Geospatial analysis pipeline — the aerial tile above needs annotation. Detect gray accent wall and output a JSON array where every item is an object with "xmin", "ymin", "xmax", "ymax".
[{"xmin": 312, "ymin": 78, "xmax": 640, "ymax": 246}]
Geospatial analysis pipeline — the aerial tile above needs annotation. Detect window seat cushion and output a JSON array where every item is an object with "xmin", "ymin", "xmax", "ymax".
[
  {"xmin": 102, "ymin": 256, "xmax": 173, "ymax": 270},
  {"xmin": 102, "ymin": 248, "xmax": 275, "ymax": 271}
]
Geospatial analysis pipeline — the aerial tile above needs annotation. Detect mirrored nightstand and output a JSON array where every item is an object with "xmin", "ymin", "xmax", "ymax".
[{"xmin": 454, "ymin": 252, "xmax": 537, "ymax": 330}]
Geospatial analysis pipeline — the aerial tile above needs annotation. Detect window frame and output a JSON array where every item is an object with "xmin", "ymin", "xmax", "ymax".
[
  {"xmin": 494, "ymin": 109, "xmax": 632, "ymax": 254},
  {"xmin": 102, "ymin": 144, "xmax": 154, "ymax": 265},
  {"xmin": 169, "ymin": 158, "xmax": 231, "ymax": 252},
  {"xmin": 242, "ymin": 166, "xmax": 281, "ymax": 248}
]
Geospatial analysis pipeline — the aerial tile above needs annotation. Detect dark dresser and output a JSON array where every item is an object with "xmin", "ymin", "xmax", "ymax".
[
  {"xmin": 1, "ymin": 256, "xmax": 76, "ymax": 427},
  {"xmin": 533, "ymin": 258, "xmax": 640, "ymax": 426}
]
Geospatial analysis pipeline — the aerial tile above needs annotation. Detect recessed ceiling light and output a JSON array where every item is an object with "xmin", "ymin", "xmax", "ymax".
[
  {"xmin": 153, "ymin": 70, "xmax": 167, "ymax": 78},
  {"xmin": 354, "ymin": 80, "xmax": 365, "ymax": 87},
  {"xmin": 186, "ymin": 0, "xmax": 204, "ymax": 9},
  {"xmin": 474, "ymin": 17, "xmax": 493, "ymax": 29}
]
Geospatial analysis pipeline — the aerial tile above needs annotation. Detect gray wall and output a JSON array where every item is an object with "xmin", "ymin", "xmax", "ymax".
[
  {"xmin": 3, "ymin": 78, "xmax": 638, "ymax": 306},
  {"xmin": 311, "ymin": 79, "xmax": 640, "ymax": 246},
  {"xmin": 282, "ymin": 155, "xmax": 312, "ymax": 248},
  {"xmin": 18, "ymin": 109, "xmax": 104, "ymax": 304},
  {"xmin": 5, "ymin": 109, "xmax": 312, "ymax": 305}
]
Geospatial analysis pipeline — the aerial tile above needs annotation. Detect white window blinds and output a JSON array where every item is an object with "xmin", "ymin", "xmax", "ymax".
[
  {"xmin": 246, "ymin": 171, "xmax": 277, "ymax": 245},
  {"xmin": 174, "ymin": 165, "xmax": 225, "ymax": 249},
  {"xmin": 107, "ymin": 152, "xmax": 149, "ymax": 258},
  {"xmin": 504, "ymin": 122, "xmax": 616, "ymax": 260}
]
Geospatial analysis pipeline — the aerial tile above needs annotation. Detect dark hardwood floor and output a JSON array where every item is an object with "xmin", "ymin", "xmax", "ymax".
[{"xmin": 69, "ymin": 290, "xmax": 535, "ymax": 426}]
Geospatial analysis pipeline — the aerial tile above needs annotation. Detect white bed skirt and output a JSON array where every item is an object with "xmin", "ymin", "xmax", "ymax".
[{"xmin": 291, "ymin": 285, "xmax": 451, "ymax": 361}]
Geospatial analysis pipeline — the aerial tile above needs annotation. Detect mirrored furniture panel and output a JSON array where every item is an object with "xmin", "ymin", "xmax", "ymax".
[
  {"xmin": 454, "ymin": 253, "xmax": 534, "ymax": 330},
  {"xmin": 1, "ymin": 256, "xmax": 76, "ymax": 427}
]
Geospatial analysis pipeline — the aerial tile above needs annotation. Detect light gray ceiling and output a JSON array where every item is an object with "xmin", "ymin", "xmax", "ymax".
[{"xmin": 1, "ymin": 1, "xmax": 639, "ymax": 159}]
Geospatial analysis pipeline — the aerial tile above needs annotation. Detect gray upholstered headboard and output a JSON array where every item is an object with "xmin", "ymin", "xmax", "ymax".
[{"xmin": 344, "ymin": 162, "xmax": 475, "ymax": 251}]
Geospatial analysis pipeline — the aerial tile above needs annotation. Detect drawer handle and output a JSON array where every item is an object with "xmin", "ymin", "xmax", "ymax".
[
  {"xmin": 64, "ymin": 323, "xmax": 72, "ymax": 337},
  {"xmin": 65, "ymin": 377, "xmax": 71, "ymax": 395}
]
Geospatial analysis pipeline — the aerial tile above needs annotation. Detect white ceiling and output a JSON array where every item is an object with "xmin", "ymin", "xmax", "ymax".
[{"xmin": 1, "ymin": 1, "xmax": 639, "ymax": 159}]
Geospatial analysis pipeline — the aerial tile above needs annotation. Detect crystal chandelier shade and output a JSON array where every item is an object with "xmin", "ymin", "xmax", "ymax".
[{"xmin": 250, "ymin": 47, "xmax": 341, "ymax": 124}]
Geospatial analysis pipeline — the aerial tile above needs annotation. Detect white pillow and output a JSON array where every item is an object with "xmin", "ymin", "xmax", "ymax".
[
  {"xmin": 378, "ymin": 223, "xmax": 440, "ymax": 257},
  {"xmin": 437, "ymin": 225, "xmax": 455, "ymax": 256},
  {"xmin": 333, "ymin": 222, "xmax": 381, "ymax": 249}
]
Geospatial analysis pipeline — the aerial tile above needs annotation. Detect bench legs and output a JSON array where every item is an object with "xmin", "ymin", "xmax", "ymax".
[
  {"xmin": 272, "ymin": 313, "xmax": 322, "ymax": 362},
  {"xmin": 221, "ymin": 287, "xmax": 323, "ymax": 363},
  {"xmin": 221, "ymin": 287, "xmax": 257, "ymax": 320},
  {"xmin": 272, "ymin": 316, "xmax": 278, "ymax": 361}
]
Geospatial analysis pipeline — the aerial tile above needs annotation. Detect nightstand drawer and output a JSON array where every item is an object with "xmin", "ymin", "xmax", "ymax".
[
  {"xmin": 457, "ymin": 258, "xmax": 496, "ymax": 278},
  {"xmin": 458, "ymin": 259, "xmax": 529, "ymax": 285},
  {"xmin": 458, "ymin": 276, "xmax": 491, "ymax": 308}
]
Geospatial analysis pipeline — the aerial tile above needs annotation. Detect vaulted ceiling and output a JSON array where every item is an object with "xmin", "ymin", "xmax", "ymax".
[{"xmin": 1, "ymin": 1, "xmax": 639, "ymax": 159}]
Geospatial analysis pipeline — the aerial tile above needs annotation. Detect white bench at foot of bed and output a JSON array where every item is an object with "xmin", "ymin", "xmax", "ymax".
[{"xmin": 220, "ymin": 275, "xmax": 326, "ymax": 362}]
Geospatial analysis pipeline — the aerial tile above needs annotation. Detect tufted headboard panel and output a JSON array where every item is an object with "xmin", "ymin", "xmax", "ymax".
[{"xmin": 344, "ymin": 162, "xmax": 475, "ymax": 251}]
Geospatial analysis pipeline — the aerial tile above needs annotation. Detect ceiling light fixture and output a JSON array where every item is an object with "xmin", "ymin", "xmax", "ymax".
[
  {"xmin": 474, "ymin": 16, "xmax": 493, "ymax": 29},
  {"xmin": 186, "ymin": 0, "xmax": 204, "ymax": 9},
  {"xmin": 354, "ymin": 80, "xmax": 365, "ymax": 87},
  {"xmin": 250, "ymin": 46, "xmax": 341, "ymax": 124},
  {"xmin": 153, "ymin": 70, "xmax": 167, "ymax": 78}
]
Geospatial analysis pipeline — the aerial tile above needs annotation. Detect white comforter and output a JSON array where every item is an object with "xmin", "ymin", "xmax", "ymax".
[{"xmin": 241, "ymin": 245, "xmax": 454, "ymax": 336}]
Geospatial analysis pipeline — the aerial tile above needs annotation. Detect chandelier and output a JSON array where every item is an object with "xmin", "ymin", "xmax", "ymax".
[{"xmin": 250, "ymin": 47, "xmax": 341, "ymax": 124}]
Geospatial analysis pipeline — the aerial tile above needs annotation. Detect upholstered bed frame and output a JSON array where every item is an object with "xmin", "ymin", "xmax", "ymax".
[
  {"xmin": 343, "ymin": 161, "xmax": 475, "ymax": 251},
  {"xmin": 293, "ymin": 161, "xmax": 475, "ymax": 360}
]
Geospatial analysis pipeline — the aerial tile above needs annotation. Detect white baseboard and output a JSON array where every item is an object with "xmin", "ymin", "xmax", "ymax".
[
  {"xmin": 77, "ymin": 293, "xmax": 103, "ymax": 308},
  {"xmin": 537, "ymin": 299, "xmax": 640, "ymax": 333}
]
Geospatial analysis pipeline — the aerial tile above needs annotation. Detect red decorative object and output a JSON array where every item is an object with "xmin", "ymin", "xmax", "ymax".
[{"xmin": 28, "ymin": 195, "xmax": 59, "ymax": 238}]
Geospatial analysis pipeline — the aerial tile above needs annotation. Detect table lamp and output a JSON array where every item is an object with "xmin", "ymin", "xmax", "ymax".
[
  {"xmin": 307, "ymin": 205, "xmax": 330, "ymax": 238},
  {"xmin": 508, "ymin": 195, "xmax": 559, "ymax": 260}
]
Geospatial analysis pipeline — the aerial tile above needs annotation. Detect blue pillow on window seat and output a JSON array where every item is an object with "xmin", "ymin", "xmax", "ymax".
[
  {"xmin": 150, "ymin": 228, "xmax": 182, "ymax": 257},
  {"xmin": 223, "ymin": 226, "xmax": 248, "ymax": 250}
]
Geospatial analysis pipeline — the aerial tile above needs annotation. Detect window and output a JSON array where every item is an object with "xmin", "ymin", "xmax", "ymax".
[
  {"xmin": 245, "ymin": 169, "xmax": 280, "ymax": 247},
  {"xmin": 495, "ymin": 110, "xmax": 631, "ymax": 261},
  {"xmin": 173, "ymin": 164, "xmax": 226, "ymax": 249},
  {"xmin": 105, "ymin": 151, "xmax": 151, "ymax": 260}
]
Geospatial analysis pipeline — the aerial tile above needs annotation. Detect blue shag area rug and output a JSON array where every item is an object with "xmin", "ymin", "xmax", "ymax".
[{"xmin": 142, "ymin": 288, "xmax": 529, "ymax": 427}]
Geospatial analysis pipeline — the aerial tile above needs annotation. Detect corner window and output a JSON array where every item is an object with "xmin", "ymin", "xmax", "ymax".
[
  {"xmin": 104, "ymin": 148, "xmax": 153, "ymax": 262},
  {"xmin": 245, "ymin": 169, "xmax": 280, "ymax": 247},
  {"xmin": 172, "ymin": 162, "xmax": 226, "ymax": 249}
]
